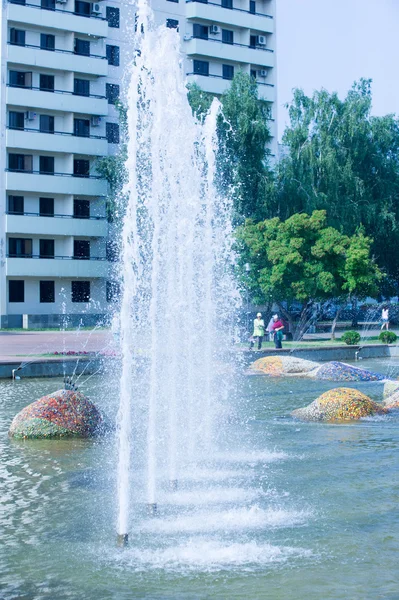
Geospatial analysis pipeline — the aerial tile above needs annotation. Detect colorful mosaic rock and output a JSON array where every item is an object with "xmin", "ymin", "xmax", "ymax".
[
  {"xmin": 9, "ymin": 389, "xmax": 103, "ymax": 439},
  {"xmin": 292, "ymin": 388, "xmax": 388, "ymax": 422},
  {"xmin": 311, "ymin": 361, "xmax": 385, "ymax": 382},
  {"xmin": 249, "ymin": 356, "xmax": 319, "ymax": 376}
]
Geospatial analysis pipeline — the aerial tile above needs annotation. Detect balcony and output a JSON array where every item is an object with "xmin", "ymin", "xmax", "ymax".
[
  {"xmin": 7, "ymin": 128, "xmax": 108, "ymax": 156},
  {"xmin": 186, "ymin": 0, "xmax": 274, "ymax": 32},
  {"xmin": 184, "ymin": 37, "xmax": 274, "ymax": 67},
  {"xmin": 6, "ymin": 255, "xmax": 108, "ymax": 278},
  {"xmin": 6, "ymin": 85, "xmax": 108, "ymax": 116},
  {"xmin": 6, "ymin": 213, "xmax": 107, "ymax": 237},
  {"xmin": 7, "ymin": 2, "xmax": 108, "ymax": 37},
  {"xmin": 5, "ymin": 171, "xmax": 108, "ymax": 196},
  {"xmin": 186, "ymin": 72, "xmax": 275, "ymax": 101},
  {"xmin": 7, "ymin": 43, "xmax": 108, "ymax": 77}
]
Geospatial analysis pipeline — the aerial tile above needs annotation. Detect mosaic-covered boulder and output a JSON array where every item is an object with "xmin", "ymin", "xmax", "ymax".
[
  {"xmin": 292, "ymin": 388, "xmax": 388, "ymax": 422},
  {"xmin": 9, "ymin": 389, "xmax": 103, "ymax": 439},
  {"xmin": 311, "ymin": 361, "xmax": 385, "ymax": 382},
  {"xmin": 249, "ymin": 356, "xmax": 319, "ymax": 376}
]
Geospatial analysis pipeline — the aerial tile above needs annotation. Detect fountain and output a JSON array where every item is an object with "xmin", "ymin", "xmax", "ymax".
[{"xmin": 115, "ymin": 0, "xmax": 237, "ymax": 542}]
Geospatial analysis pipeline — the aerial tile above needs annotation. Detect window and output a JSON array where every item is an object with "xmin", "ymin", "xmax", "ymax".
[
  {"xmin": 39, "ymin": 239, "xmax": 55, "ymax": 258},
  {"xmin": 8, "ymin": 196, "xmax": 24, "ymax": 215},
  {"xmin": 39, "ymin": 197, "xmax": 54, "ymax": 216},
  {"xmin": 72, "ymin": 281, "xmax": 90, "ymax": 302},
  {"xmin": 249, "ymin": 35, "xmax": 256, "ymax": 48},
  {"xmin": 166, "ymin": 19, "xmax": 179, "ymax": 30},
  {"xmin": 9, "ymin": 111, "xmax": 24, "ymax": 130},
  {"xmin": 193, "ymin": 24, "xmax": 208, "ymax": 40},
  {"xmin": 222, "ymin": 29, "xmax": 234, "ymax": 44},
  {"xmin": 9, "ymin": 154, "xmax": 33, "ymax": 172},
  {"xmin": 10, "ymin": 0, "xmax": 26, "ymax": 4},
  {"xmin": 106, "ymin": 44, "xmax": 120, "ymax": 66},
  {"xmin": 222, "ymin": 64, "xmax": 234, "ymax": 80},
  {"xmin": 40, "ymin": 34, "xmax": 55, "ymax": 51},
  {"xmin": 250, "ymin": 68, "xmax": 257, "ymax": 80},
  {"xmin": 193, "ymin": 60, "xmax": 209, "ymax": 76},
  {"xmin": 106, "ymin": 122, "xmax": 119, "ymax": 144},
  {"xmin": 106, "ymin": 280, "xmax": 120, "ymax": 302},
  {"xmin": 74, "ymin": 159, "xmax": 90, "ymax": 177},
  {"xmin": 39, "ymin": 156, "xmax": 55, "ymax": 175},
  {"xmin": 74, "ymin": 78, "xmax": 90, "ymax": 97},
  {"xmin": 74, "ymin": 119, "xmax": 90, "ymax": 137},
  {"xmin": 75, "ymin": 0, "xmax": 90, "ymax": 16},
  {"xmin": 10, "ymin": 29, "xmax": 25, "ymax": 46},
  {"xmin": 9, "ymin": 238, "xmax": 32, "ymax": 257},
  {"xmin": 40, "ymin": 281, "xmax": 55, "ymax": 303},
  {"xmin": 9, "ymin": 281, "xmax": 25, "ymax": 303},
  {"xmin": 74, "ymin": 240, "xmax": 90, "ymax": 259},
  {"xmin": 40, "ymin": 115, "xmax": 54, "ymax": 134},
  {"xmin": 40, "ymin": 74, "xmax": 54, "ymax": 92},
  {"xmin": 221, "ymin": 0, "xmax": 233, "ymax": 7},
  {"xmin": 167, "ymin": 0, "xmax": 179, "ymax": 3},
  {"xmin": 74, "ymin": 38, "xmax": 90, "ymax": 56},
  {"xmin": 41, "ymin": 0, "xmax": 55, "ymax": 11},
  {"xmin": 249, "ymin": 0, "xmax": 255, "ymax": 13},
  {"xmin": 9, "ymin": 71, "xmax": 32, "ymax": 88},
  {"xmin": 106, "ymin": 6, "xmax": 120, "ymax": 27},
  {"xmin": 74, "ymin": 199, "xmax": 90, "ymax": 218},
  {"xmin": 106, "ymin": 83, "xmax": 119, "ymax": 104}
]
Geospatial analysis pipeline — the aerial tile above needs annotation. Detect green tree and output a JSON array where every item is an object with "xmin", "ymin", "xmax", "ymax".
[
  {"xmin": 236, "ymin": 210, "xmax": 382, "ymax": 339},
  {"xmin": 277, "ymin": 79, "xmax": 399, "ymax": 288},
  {"xmin": 188, "ymin": 72, "xmax": 274, "ymax": 222}
]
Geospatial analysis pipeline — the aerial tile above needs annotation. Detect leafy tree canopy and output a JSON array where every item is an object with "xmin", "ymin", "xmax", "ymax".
[{"xmin": 277, "ymin": 79, "xmax": 399, "ymax": 287}]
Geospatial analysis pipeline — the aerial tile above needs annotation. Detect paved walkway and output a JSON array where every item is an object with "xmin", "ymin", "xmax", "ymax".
[{"xmin": 0, "ymin": 330, "xmax": 113, "ymax": 363}]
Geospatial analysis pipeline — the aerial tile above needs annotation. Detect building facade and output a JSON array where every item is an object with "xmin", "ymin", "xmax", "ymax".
[
  {"xmin": 0, "ymin": 0, "xmax": 276, "ymax": 328},
  {"xmin": 0, "ymin": 0, "xmax": 128, "ymax": 327}
]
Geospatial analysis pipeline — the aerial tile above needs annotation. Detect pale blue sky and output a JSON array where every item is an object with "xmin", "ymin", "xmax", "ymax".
[{"xmin": 276, "ymin": 0, "xmax": 399, "ymax": 139}]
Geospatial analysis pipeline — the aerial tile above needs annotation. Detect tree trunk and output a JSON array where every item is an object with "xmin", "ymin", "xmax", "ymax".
[{"xmin": 331, "ymin": 306, "xmax": 342, "ymax": 341}]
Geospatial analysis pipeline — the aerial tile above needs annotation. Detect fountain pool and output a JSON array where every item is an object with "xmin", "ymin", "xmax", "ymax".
[{"xmin": 1, "ymin": 357, "xmax": 399, "ymax": 599}]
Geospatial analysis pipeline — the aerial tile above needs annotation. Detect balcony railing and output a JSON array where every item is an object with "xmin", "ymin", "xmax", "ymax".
[
  {"xmin": 7, "ymin": 83, "xmax": 106, "ymax": 100},
  {"xmin": 186, "ymin": 0, "xmax": 273, "ymax": 18},
  {"xmin": 5, "ymin": 169, "xmax": 104, "ymax": 179},
  {"xmin": 6, "ymin": 210, "xmax": 106, "ymax": 220},
  {"xmin": 187, "ymin": 35, "xmax": 274, "ymax": 52},
  {"xmin": 7, "ymin": 126, "xmax": 106, "ymax": 140},
  {"xmin": 7, "ymin": 253, "xmax": 107, "ymax": 260},
  {"xmin": 8, "ymin": 0, "xmax": 107, "ymax": 20},
  {"xmin": 8, "ymin": 41, "xmax": 107, "ymax": 60},
  {"xmin": 186, "ymin": 72, "xmax": 274, "ymax": 86}
]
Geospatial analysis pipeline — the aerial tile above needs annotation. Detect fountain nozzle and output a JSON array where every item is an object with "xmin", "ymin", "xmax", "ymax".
[
  {"xmin": 117, "ymin": 533, "xmax": 129, "ymax": 547},
  {"xmin": 146, "ymin": 503, "xmax": 157, "ymax": 516}
]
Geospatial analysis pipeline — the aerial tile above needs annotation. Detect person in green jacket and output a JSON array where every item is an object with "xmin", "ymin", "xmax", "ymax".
[{"xmin": 249, "ymin": 312, "xmax": 265, "ymax": 350}]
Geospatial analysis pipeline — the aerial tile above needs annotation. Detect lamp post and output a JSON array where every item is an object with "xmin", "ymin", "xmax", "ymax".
[{"xmin": 245, "ymin": 263, "xmax": 251, "ymax": 337}]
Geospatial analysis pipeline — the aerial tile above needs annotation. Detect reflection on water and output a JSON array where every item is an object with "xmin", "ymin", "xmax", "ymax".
[{"xmin": 1, "ymin": 359, "xmax": 399, "ymax": 599}]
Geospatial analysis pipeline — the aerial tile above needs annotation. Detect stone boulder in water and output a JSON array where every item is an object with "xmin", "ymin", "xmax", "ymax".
[
  {"xmin": 383, "ymin": 389, "xmax": 399, "ymax": 410},
  {"xmin": 9, "ymin": 389, "xmax": 103, "ymax": 439},
  {"xmin": 292, "ymin": 388, "xmax": 387, "ymax": 422},
  {"xmin": 311, "ymin": 361, "xmax": 385, "ymax": 382},
  {"xmin": 249, "ymin": 356, "xmax": 319, "ymax": 377}
]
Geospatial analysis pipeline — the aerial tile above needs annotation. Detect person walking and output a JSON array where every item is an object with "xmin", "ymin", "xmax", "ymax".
[
  {"xmin": 271, "ymin": 314, "xmax": 285, "ymax": 349},
  {"xmin": 266, "ymin": 316, "xmax": 275, "ymax": 342},
  {"xmin": 381, "ymin": 306, "xmax": 389, "ymax": 331},
  {"xmin": 249, "ymin": 312, "xmax": 265, "ymax": 350}
]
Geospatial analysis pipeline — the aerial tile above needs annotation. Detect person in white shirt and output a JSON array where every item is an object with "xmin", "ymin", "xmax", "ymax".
[{"xmin": 381, "ymin": 307, "xmax": 389, "ymax": 331}]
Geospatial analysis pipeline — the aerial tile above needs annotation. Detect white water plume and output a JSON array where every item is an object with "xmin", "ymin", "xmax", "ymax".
[{"xmin": 116, "ymin": 2, "xmax": 237, "ymax": 535}]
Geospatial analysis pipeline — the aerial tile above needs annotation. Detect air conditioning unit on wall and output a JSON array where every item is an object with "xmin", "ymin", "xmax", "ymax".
[
  {"xmin": 258, "ymin": 69, "xmax": 268, "ymax": 77},
  {"xmin": 26, "ymin": 111, "xmax": 37, "ymax": 121},
  {"xmin": 256, "ymin": 35, "xmax": 267, "ymax": 45},
  {"xmin": 210, "ymin": 25, "xmax": 220, "ymax": 34},
  {"xmin": 91, "ymin": 3, "xmax": 102, "ymax": 15},
  {"xmin": 91, "ymin": 116, "xmax": 101, "ymax": 127}
]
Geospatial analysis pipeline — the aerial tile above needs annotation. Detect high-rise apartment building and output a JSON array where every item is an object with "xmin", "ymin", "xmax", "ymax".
[
  {"xmin": 152, "ymin": 0, "xmax": 277, "ymax": 154},
  {"xmin": 0, "ymin": 0, "xmax": 276, "ymax": 328},
  {"xmin": 0, "ymin": 0, "xmax": 128, "ymax": 327}
]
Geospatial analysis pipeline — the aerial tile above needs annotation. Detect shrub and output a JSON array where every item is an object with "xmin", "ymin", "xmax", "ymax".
[
  {"xmin": 379, "ymin": 331, "xmax": 398, "ymax": 344},
  {"xmin": 341, "ymin": 330, "xmax": 361, "ymax": 345}
]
